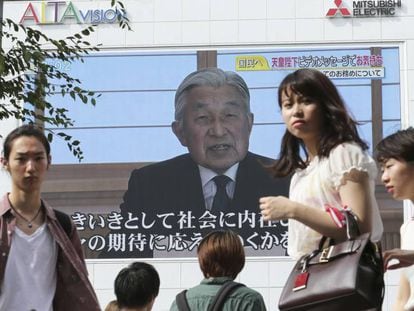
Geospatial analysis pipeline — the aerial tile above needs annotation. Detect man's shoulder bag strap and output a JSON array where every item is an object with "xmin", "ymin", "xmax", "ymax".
[
  {"xmin": 175, "ymin": 289, "xmax": 191, "ymax": 311},
  {"xmin": 54, "ymin": 209, "xmax": 73, "ymax": 237},
  {"xmin": 175, "ymin": 281, "xmax": 245, "ymax": 311},
  {"xmin": 208, "ymin": 281, "xmax": 245, "ymax": 311}
]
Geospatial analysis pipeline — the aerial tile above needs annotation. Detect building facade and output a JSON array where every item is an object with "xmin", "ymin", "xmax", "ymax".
[{"xmin": 1, "ymin": 0, "xmax": 414, "ymax": 310}]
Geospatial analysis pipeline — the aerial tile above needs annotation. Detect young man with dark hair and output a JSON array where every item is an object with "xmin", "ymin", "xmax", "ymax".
[
  {"xmin": 375, "ymin": 127, "xmax": 414, "ymax": 311},
  {"xmin": 114, "ymin": 262, "xmax": 160, "ymax": 311}
]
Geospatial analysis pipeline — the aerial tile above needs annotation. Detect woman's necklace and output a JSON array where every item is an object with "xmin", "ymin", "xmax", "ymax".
[{"xmin": 10, "ymin": 203, "xmax": 42, "ymax": 229}]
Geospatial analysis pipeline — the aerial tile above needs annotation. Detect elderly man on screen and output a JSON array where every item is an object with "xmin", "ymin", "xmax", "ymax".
[{"xmin": 108, "ymin": 68, "xmax": 290, "ymax": 258}]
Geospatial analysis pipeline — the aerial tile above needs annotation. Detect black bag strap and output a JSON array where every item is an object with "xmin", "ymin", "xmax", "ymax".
[
  {"xmin": 54, "ymin": 209, "xmax": 73, "ymax": 237},
  {"xmin": 208, "ymin": 281, "xmax": 245, "ymax": 311},
  {"xmin": 175, "ymin": 290, "xmax": 191, "ymax": 311},
  {"xmin": 343, "ymin": 209, "xmax": 360, "ymax": 239},
  {"xmin": 175, "ymin": 281, "xmax": 245, "ymax": 311}
]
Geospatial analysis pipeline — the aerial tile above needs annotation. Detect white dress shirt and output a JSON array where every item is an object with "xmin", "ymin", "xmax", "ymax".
[{"xmin": 198, "ymin": 163, "xmax": 239, "ymax": 211}]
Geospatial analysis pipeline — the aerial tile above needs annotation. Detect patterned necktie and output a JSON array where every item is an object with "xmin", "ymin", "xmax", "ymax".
[{"xmin": 212, "ymin": 175, "xmax": 232, "ymax": 213}]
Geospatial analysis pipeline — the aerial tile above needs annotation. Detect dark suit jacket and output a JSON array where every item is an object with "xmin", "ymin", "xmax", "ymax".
[{"xmin": 104, "ymin": 152, "xmax": 290, "ymax": 258}]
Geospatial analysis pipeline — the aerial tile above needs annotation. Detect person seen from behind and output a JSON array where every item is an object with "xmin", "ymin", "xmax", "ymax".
[
  {"xmin": 169, "ymin": 230, "xmax": 267, "ymax": 311},
  {"xmin": 114, "ymin": 261, "xmax": 160, "ymax": 311}
]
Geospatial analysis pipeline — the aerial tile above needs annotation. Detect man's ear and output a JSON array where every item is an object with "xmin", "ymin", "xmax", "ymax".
[
  {"xmin": 1, "ymin": 157, "xmax": 8, "ymax": 171},
  {"xmin": 147, "ymin": 297, "xmax": 156, "ymax": 311},
  {"xmin": 247, "ymin": 113, "xmax": 254, "ymax": 134},
  {"xmin": 171, "ymin": 121, "xmax": 188, "ymax": 147}
]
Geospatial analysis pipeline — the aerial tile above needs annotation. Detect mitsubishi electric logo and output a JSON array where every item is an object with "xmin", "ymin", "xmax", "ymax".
[
  {"xmin": 327, "ymin": 0, "xmax": 351, "ymax": 17},
  {"xmin": 326, "ymin": 0, "xmax": 402, "ymax": 17}
]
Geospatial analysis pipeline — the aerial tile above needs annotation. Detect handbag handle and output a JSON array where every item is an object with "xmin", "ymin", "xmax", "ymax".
[
  {"xmin": 343, "ymin": 209, "xmax": 360, "ymax": 239},
  {"xmin": 318, "ymin": 209, "xmax": 360, "ymax": 250},
  {"xmin": 299, "ymin": 209, "xmax": 363, "ymax": 272}
]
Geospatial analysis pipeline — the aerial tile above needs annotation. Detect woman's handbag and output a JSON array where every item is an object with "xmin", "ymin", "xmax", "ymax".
[{"xmin": 278, "ymin": 210, "xmax": 384, "ymax": 311}]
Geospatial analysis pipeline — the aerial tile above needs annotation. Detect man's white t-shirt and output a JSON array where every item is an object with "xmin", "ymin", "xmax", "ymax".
[{"xmin": 0, "ymin": 223, "xmax": 58, "ymax": 311}]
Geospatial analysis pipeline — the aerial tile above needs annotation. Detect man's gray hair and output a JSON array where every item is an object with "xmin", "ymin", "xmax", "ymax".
[{"xmin": 174, "ymin": 68, "xmax": 251, "ymax": 121}]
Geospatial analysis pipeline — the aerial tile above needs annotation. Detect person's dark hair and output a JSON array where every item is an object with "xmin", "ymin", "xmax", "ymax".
[
  {"xmin": 114, "ymin": 262, "xmax": 160, "ymax": 309},
  {"xmin": 197, "ymin": 230, "xmax": 245, "ymax": 279},
  {"xmin": 174, "ymin": 67, "xmax": 251, "ymax": 122},
  {"xmin": 2, "ymin": 124, "xmax": 50, "ymax": 161},
  {"xmin": 375, "ymin": 127, "xmax": 414, "ymax": 164},
  {"xmin": 270, "ymin": 68, "xmax": 367, "ymax": 177}
]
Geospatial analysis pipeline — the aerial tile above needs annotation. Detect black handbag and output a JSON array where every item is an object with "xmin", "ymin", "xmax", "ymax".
[{"xmin": 278, "ymin": 210, "xmax": 384, "ymax": 311}]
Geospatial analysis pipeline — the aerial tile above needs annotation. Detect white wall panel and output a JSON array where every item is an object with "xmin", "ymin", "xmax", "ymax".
[
  {"xmin": 295, "ymin": 18, "xmax": 325, "ymax": 41},
  {"xmin": 382, "ymin": 17, "xmax": 414, "ymax": 40},
  {"xmin": 324, "ymin": 19, "xmax": 354, "ymax": 41},
  {"xmin": 154, "ymin": 0, "xmax": 182, "ymax": 22},
  {"xmin": 210, "ymin": 0, "xmax": 238, "ymax": 20},
  {"xmin": 182, "ymin": 21, "xmax": 210, "ymax": 45},
  {"xmin": 352, "ymin": 18, "xmax": 382, "ymax": 41},
  {"xmin": 125, "ymin": 22, "xmax": 155, "ymax": 46},
  {"xmin": 154, "ymin": 21, "xmax": 182, "ymax": 45},
  {"xmin": 238, "ymin": 20, "xmax": 267, "ymax": 43},
  {"xmin": 267, "ymin": 0, "xmax": 296, "ymax": 19},
  {"xmin": 266, "ymin": 19, "xmax": 296, "ymax": 42},
  {"xmin": 210, "ymin": 20, "xmax": 238, "ymax": 44},
  {"xmin": 296, "ymin": 0, "xmax": 324, "ymax": 19},
  {"xmin": 239, "ymin": 0, "xmax": 267, "ymax": 20},
  {"xmin": 182, "ymin": 0, "xmax": 210, "ymax": 21}
]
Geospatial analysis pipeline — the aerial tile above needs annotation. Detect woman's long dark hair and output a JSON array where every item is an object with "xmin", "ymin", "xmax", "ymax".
[{"xmin": 271, "ymin": 69, "xmax": 368, "ymax": 177}]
